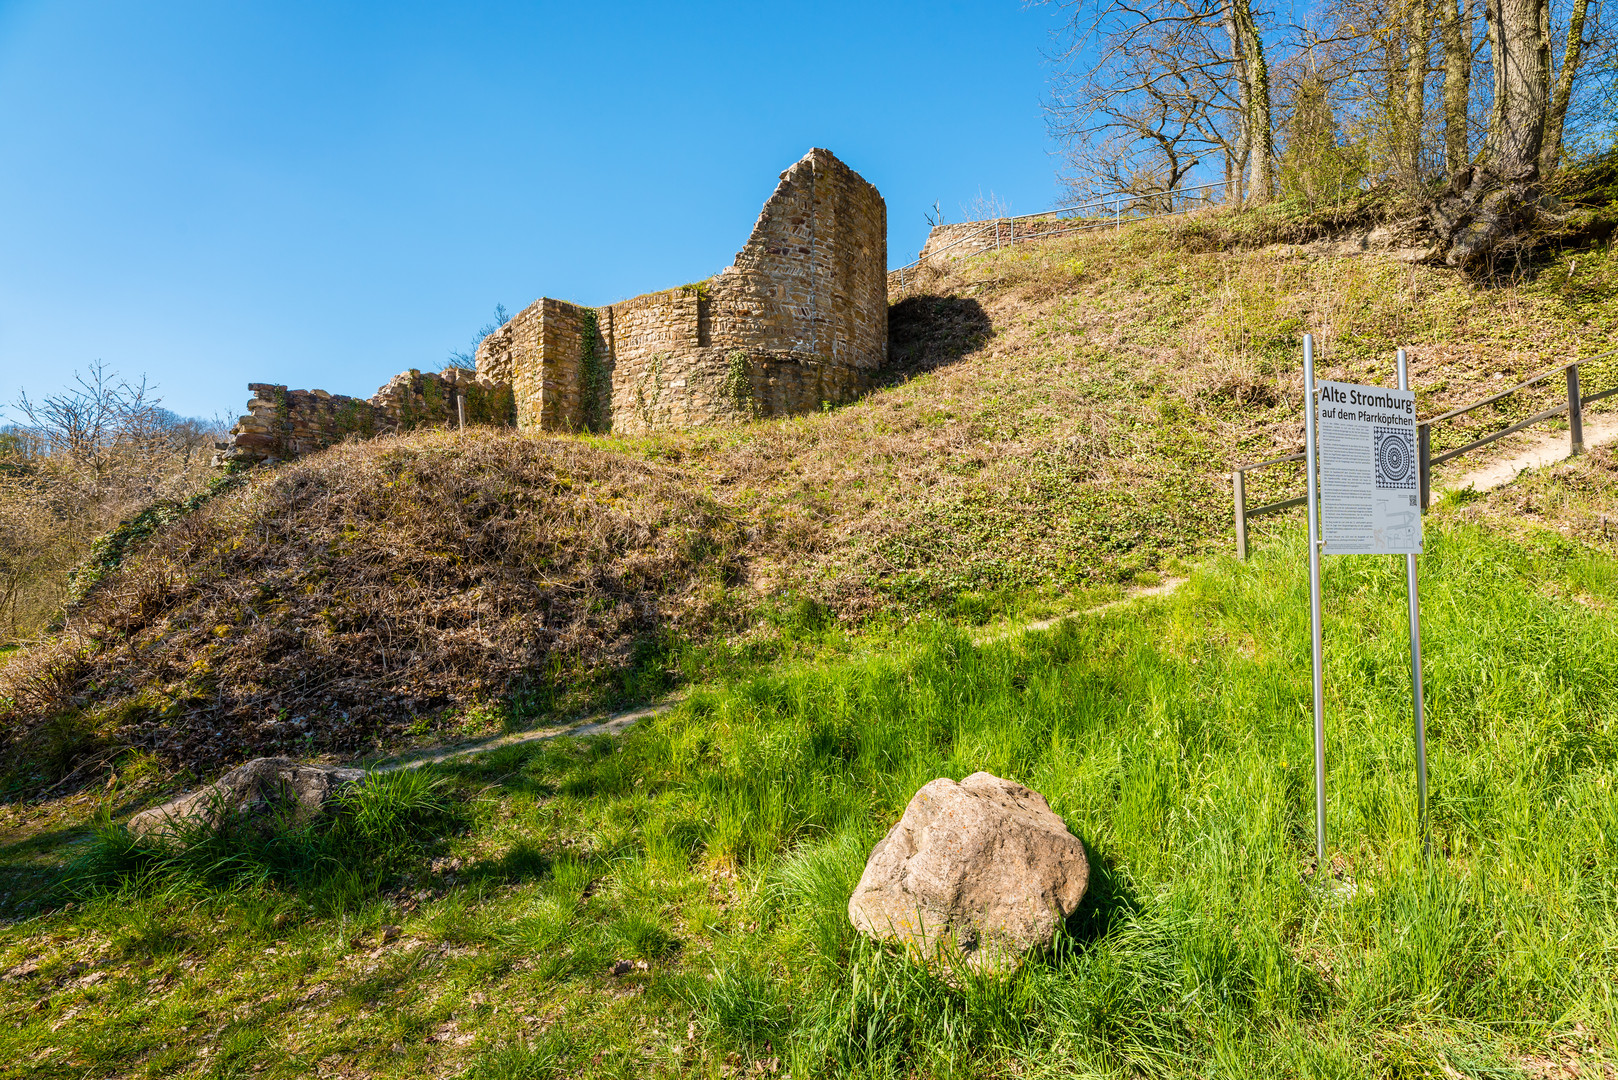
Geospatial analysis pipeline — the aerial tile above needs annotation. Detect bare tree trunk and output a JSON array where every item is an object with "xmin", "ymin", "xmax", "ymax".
[
  {"xmin": 1227, "ymin": 10, "xmax": 1251, "ymax": 205},
  {"xmin": 1403, "ymin": 0, "xmax": 1432, "ymax": 182},
  {"xmin": 1430, "ymin": 0, "xmax": 1552, "ymax": 272},
  {"xmin": 1541, "ymin": 0, "xmax": 1590, "ymax": 176},
  {"xmin": 1438, "ymin": 0, "xmax": 1472, "ymax": 172},
  {"xmin": 1234, "ymin": 0, "xmax": 1272, "ymax": 205},
  {"xmin": 1495, "ymin": 0, "xmax": 1551, "ymax": 181}
]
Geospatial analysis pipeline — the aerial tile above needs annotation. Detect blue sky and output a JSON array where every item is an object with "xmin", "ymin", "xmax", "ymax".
[{"xmin": 0, "ymin": 1, "xmax": 1070, "ymax": 420}]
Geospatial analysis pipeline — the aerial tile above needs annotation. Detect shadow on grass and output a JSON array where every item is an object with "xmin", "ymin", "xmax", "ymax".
[
  {"xmin": 1061, "ymin": 836, "xmax": 1140, "ymax": 951},
  {"xmin": 0, "ymin": 822, "xmax": 91, "ymax": 922},
  {"xmin": 882, "ymin": 295, "xmax": 993, "ymax": 383}
]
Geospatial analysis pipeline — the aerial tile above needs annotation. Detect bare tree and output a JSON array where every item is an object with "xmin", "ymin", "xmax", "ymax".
[
  {"xmin": 446, "ymin": 304, "xmax": 511, "ymax": 371},
  {"xmin": 1543, "ymin": 0, "xmax": 1594, "ymax": 172},
  {"xmin": 1045, "ymin": 0, "xmax": 1278, "ymax": 206},
  {"xmin": 1438, "ymin": 0, "xmax": 1475, "ymax": 171},
  {"xmin": 10, "ymin": 360, "xmax": 166, "ymax": 486}
]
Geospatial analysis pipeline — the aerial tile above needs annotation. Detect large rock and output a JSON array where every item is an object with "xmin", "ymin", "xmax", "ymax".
[
  {"xmin": 848, "ymin": 772, "xmax": 1089, "ymax": 971},
  {"xmin": 128, "ymin": 757, "xmax": 366, "ymax": 842}
]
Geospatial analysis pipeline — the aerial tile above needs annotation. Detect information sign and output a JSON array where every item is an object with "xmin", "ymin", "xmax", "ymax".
[{"xmin": 1316, "ymin": 381, "xmax": 1422, "ymax": 554}]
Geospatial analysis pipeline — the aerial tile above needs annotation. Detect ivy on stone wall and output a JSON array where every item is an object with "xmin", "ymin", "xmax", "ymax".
[
  {"xmin": 397, "ymin": 373, "xmax": 419, "ymax": 432},
  {"xmin": 460, "ymin": 381, "xmax": 516, "ymax": 427},
  {"xmin": 579, "ymin": 309, "xmax": 609, "ymax": 432},
  {"xmin": 273, "ymin": 387, "xmax": 292, "ymax": 456},
  {"xmin": 635, "ymin": 354, "xmax": 665, "ymax": 428},
  {"xmin": 420, "ymin": 376, "xmax": 445, "ymax": 420},
  {"xmin": 335, "ymin": 400, "xmax": 376, "ymax": 438},
  {"xmin": 724, "ymin": 349, "xmax": 754, "ymax": 415}
]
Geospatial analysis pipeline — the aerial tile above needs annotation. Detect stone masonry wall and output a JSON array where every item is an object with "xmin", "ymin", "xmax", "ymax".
[
  {"xmin": 893, "ymin": 217, "xmax": 1107, "ymax": 299},
  {"xmin": 217, "ymin": 368, "xmax": 514, "ymax": 466},
  {"xmin": 477, "ymin": 147, "xmax": 887, "ymax": 435},
  {"xmin": 219, "ymin": 147, "xmax": 886, "ymax": 464}
]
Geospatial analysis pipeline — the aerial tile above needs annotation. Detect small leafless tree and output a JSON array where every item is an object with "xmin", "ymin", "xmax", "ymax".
[
  {"xmin": 11, "ymin": 360, "xmax": 162, "ymax": 479},
  {"xmin": 961, "ymin": 188, "xmax": 1012, "ymax": 221},
  {"xmin": 446, "ymin": 304, "xmax": 511, "ymax": 371},
  {"xmin": 1, "ymin": 363, "xmax": 222, "ymax": 640}
]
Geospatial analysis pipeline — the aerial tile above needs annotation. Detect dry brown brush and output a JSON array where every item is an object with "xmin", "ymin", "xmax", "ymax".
[{"xmin": 0, "ymin": 429, "xmax": 745, "ymax": 783}]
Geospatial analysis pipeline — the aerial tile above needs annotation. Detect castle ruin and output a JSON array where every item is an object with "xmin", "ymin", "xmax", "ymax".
[
  {"xmin": 217, "ymin": 149, "xmax": 886, "ymax": 465},
  {"xmin": 477, "ymin": 148, "xmax": 887, "ymax": 433}
]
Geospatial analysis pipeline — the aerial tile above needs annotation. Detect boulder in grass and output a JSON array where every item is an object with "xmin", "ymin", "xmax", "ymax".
[
  {"xmin": 847, "ymin": 771, "xmax": 1089, "ymax": 972},
  {"xmin": 128, "ymin": 757, "xmax": 366, "ymax": 842}
]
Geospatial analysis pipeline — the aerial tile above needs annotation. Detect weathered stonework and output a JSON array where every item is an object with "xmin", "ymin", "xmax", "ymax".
[
  {"xmin": 217, "ymin": 147, "xmax": 885, "ymax": 462},
  {"xmin": 477, "ymin": 148, "xmax": 888, "ymax": 434},
  {"xmin": 217, "ymin": 368, "xmax": 514, "ymax": 467},
  {"xmin": 890, "ymin": 216, "xmax": 1092, "ymax": 296}
]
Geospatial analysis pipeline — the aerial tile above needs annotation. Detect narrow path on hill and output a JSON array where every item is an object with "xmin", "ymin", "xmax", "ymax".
[
  {"xmin": 372, "ymin": 580, "xmax": 1199, "ymax": 771},
  {"xmin": 1449, "ymin": 412, "xmax": 1618, "ymax": 492},
  {"xmin": 367, "ymin": 699, "xmax": 679, "ymax": 772},
  {"xmin": 368, "ymin": 425, "xmax": 1611, "ymax": 773}
]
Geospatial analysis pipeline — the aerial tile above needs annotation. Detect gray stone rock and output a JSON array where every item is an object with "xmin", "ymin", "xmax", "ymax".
[
  {"xmin": 847, "ymin": 771, "xmax": 1089, "ymax": 971},
  {"xmin": 128, "ymin": 757, "xmax": 366, "ymax": 842}
]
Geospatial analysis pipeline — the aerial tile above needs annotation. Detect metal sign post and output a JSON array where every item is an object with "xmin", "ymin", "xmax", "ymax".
[
  {"xmin": 1303, "ymin": 335, "xmax": 1327, "ymax": 867},
  {"xmin": 1398, "ymin": 349, "xmax": 1430, "ymax": 852},
  {"xmin": 1302, "ymin": 333, "xmax": 1429, "ymax": 868}
]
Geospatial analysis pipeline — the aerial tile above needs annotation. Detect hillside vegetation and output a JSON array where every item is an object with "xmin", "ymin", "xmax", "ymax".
[
  {"xmin": 4, "ymin": 513, "xmax": 1618, "ymax": 1077},
  {"xmin": 4, "ymin": 205, "xmax": 1618, "ymax": 1077},
  {"xmin": 4, "ymin": 210, "xmax": 1617, "ymax": 786}
]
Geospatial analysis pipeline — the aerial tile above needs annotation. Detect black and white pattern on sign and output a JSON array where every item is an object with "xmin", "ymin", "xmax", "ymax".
[{"xmin": 1374, "ymin": 426, "xmax": 1416, "ymax": 489}]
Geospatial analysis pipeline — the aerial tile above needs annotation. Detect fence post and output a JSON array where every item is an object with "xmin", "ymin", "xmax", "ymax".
[
  {"xmin": 1418, "ymin": 424, "xmax": 1431, "ymax": 511},
  {"xmin": 456, "ymin": 392, "xmax": 466, "ymax": 431},
  {"xmin": 1233, "ymin": 470, "xmax": 1249, "ymax": 560},
  {"xmin": 1567, "ymin": 364, "xmax": 1584, "ymax": 455}
]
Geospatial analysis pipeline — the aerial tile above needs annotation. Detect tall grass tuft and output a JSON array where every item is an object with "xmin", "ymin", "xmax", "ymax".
[{"xmin": 60, "ymin": 769, "xmax": 457, "ymax": 908}]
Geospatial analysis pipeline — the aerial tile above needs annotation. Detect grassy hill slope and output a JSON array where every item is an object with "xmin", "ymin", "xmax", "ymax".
[
  {"xmin": 3, "ymin": 212, "xmax": 1616, "ymax": 786},
  {"xmin": 4, "ymin": 510, "xmax": 1617, "ymax": 1077},
  {"xmin": 3, "ymin": 205, "xmax": 1618, "ymax": 1077}
]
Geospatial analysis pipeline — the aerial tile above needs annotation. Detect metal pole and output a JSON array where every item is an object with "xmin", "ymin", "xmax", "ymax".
[
  {"xmin": 1304, "ymin": 333, "xmax": 1327, "ymax": 869},
  {"xmin": 456, "ymin": 392, "xmax": 466, "ymax": 431},
  {"xmin": 1567, "ymin": 364, "xmax": 1584, "ymax": 455},
  {"xmin": 1234, "ymin": 470, "xmax": 1249, "ymax": 560},
  {"xmin": 1418, "ymin": 424, "xmax": 1431, "ymax": 511},
  {"xmin": 1398, "ymin": 349, "xmax": 1429, "ymax": 855}
]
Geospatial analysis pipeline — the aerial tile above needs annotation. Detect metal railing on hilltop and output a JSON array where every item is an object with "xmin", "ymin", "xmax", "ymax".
[
  {"xmin": 1233, "ymin": 347, "xmax": 1618, "ymax": 559},
  {"xmin": 890, "ymin": 181, "xmax": 1225, "ymax": 292}
]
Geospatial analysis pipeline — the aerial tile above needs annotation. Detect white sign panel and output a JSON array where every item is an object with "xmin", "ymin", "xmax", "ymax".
[{"xmin": 1317, "ymin": 381, "xmax": 1422, "ymax": 554}]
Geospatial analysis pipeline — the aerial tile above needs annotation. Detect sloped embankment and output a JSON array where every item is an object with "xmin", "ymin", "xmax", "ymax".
[
  {"xmin": 6, "ymin": 205, "xmax": 1617, "ymax": 786},
  {"xmin": 613, "ymin": 211, "xmax": 1618, "ymax": 610},
  {"xmin": 0, "ymin": 430, "xmax": 743, "ymax": 778}
]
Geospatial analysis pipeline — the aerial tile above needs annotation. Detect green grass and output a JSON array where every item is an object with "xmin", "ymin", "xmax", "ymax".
[{"xmin": 3, "ymin": 520, "xmax": 1617, "ymax": 1077}]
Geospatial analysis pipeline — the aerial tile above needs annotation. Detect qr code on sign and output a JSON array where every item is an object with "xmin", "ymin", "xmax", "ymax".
[{"xmin": 1374, "ymin": 426, "xmax": 1416, "ymax": 490}]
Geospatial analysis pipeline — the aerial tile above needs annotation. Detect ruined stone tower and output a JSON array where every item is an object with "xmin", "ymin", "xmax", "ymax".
[
  {"xmin": 475, "ymin": 148, "xmax": 887, "ymax": 433},
  {"xmin": 217, "ymin": 149, "xmax": 886, "ymax": 466}
]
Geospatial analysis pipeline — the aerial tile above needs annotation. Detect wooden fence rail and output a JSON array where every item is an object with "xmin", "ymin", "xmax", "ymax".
[{"xmin": 1233, "ymin": 348, "xmax": 1618, "ymax": 560}]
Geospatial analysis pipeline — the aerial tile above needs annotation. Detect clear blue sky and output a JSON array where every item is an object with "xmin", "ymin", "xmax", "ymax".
[{"xmin": 1, "ymin": 1, "xmax": 1070, "ymax": 421}]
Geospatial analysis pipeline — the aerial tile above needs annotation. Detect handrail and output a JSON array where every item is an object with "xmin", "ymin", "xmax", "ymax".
[
  {"xmin": 890, "ymin": 182, "xmax": 1226, "ymax": 281},
  {"xmin": 1419, "ymin": 366, "xmax": 1567, "ymax": 426},
  {"xmin": 1231, "ymin": 347, "xmax": 1618, "ymax": 559}
]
